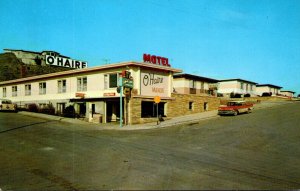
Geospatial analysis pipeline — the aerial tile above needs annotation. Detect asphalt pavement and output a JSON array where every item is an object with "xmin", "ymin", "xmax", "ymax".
[{"xmin": 1, "ymin": 100, "xmax": 299, "ymax": 190}]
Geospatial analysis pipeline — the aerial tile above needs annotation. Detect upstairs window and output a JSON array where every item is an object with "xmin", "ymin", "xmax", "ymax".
[
  {"xmin": 58, "ymin": 79, "xmax": 67, "ymax": 93},
  {"xmin": 12, "ymin": 86, "xmax": 18, "ymax": 97},
  {"xmin": 25, "ymin": 84, "xmax": 31, "ymax": 96},
  {"xmin": 39, "ymin": 82, "xmax": 46, "ymax": 95},
  {"xmin": 189, "ymin": 80, "xmax": 196, "ymax": 89},
  {"xmin": 77, "ymin": 77, "xmax": 87, "ymax": 92},
  {"xmin": 104, "ymin": 73, "xmax": 119, "ymax": 89},
  {"xmin": 109, "ymin": 73, "xmax": 118, "ymax": 88},
  {"xmin": 2, "ymin": 87, "xmax": 6, "ymax": 97}
]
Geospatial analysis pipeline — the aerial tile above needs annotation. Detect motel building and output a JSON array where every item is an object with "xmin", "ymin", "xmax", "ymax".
[
  {"xmin": 256, "ymin": 84, "xmax": 282, "ymax": 96},
  {"xmin": 218, "ymin": 79, "xmax": 258, "ymax": 97},
  {"xmin": 279, "ymin": 90, "xmax": 295, "ymax": 98},
  {"xmin": 0, "ymin": 53, "xmax": 220, "ymax": 125},
  {"xmin": 173, "ymin": 73, "xmax": 218, "ymax": 96}
]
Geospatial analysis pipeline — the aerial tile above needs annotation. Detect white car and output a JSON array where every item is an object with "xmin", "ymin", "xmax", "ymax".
[{"xmin": 0, "ymin": 99, "xmax": 17, "ymax": 112}]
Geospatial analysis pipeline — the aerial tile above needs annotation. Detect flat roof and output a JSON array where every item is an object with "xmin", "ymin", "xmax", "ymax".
[
  {"xmin": 219, "ymin": 78, "xmax": 257, "ymax": 85},
  {"xmin": 256, "ymin": 84, "xmax": 282, "ymax": 89},
  {"xmin": 280, "ymin": 90, "xmax": 295, "ymax": 93},
  {"xmin": 0, "ymin": 61, "xmax": 182, "ymax": 86},
  {"xmin": 173, "ymin": 73, "xmax": 218, "ymax": 83}
]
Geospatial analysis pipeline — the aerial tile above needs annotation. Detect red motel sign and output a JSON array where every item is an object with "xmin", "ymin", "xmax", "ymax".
[{"xmin": 143, "ymin": 54, "xmax": 171, "ymax": 67}]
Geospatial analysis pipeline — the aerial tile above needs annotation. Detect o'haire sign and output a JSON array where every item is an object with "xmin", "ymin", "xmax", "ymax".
[
  {"xmin": 141, "ymin": 70, "xmax": 169, "ymax": 97},
  {"xmin": 46, "ymin": 55, "xmax": 88, "ymax": 69}
]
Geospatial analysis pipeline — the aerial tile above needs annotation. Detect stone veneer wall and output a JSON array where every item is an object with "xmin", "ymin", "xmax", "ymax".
[
  {"xmin": 129, "ymin": 94, "xmax": 220, "ymax": 124},
  {"xmin": 167, "ymin": 93, "xmax": 220, "ymax": 117},
  {"xmin": 129, "ymin": 97, "xmax": 167, "ymax": 124}
]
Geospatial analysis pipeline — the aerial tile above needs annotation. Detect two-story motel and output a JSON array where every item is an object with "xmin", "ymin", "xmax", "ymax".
[
  {"xmin": 0, "ymin": 59, "xmax": 221, "ymax": 125},
  {"xmin": 218, "ymin": 79, "xmax": 258, "ymax": 97},
  {"xmin": 256, "ymin": 84, "xmax": 282, "ymax": 96},
  {"xmin": 173, "ymin": 73, "xmax": 218, "ymax": 96}
]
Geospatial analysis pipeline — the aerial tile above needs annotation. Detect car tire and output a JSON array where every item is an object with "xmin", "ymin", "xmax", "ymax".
[{"xmin": 233, "ymin": 111, "xmax": 238, "ymax": 116}]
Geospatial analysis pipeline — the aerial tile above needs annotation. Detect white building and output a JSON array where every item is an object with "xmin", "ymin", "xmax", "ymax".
[
  {"xmin": 280, "ymin": 90, "xmax": 295, "ymax": 98},
  {"xmin": 173, "ymin": 73, "xmax": 218, "ymax": 96},
  {"xmin": 218, "ymin": 79, "xmax": 257, "ymax": 97},
  {"xmin": 0, "ymin": 61, "xmax": 182, "ymax": 124},
  {"xmin": 256, "ymin": 84, "xmax": 282, "ymax": 96}
]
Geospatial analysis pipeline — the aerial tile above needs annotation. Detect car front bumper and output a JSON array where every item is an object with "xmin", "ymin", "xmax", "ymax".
[{"xmin": 218, "ymin": 110, "xmax": 235, "ymax": 115}]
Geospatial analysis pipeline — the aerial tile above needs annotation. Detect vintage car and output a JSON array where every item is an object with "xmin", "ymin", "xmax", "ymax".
[
  {"xmin": 218, "ymin": 101, "xmax": 253, "ymax": 116},
  {"xmin": 0, "ymin": 99, "xmax": 17, "ymax": 112}
]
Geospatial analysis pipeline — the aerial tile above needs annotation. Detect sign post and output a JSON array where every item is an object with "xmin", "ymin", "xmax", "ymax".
[
  {"xmin": 154, "ymin": 96, "xmax": 161, "ymax": 125},
  {"xmin": 119, "ymin": 77, "xmax": 123, "ymax": 128}
]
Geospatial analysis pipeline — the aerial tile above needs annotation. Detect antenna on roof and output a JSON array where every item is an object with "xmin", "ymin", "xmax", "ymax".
[{"xmin": 102, "ymin": 58, "xmax": 110, "ymax": 65}]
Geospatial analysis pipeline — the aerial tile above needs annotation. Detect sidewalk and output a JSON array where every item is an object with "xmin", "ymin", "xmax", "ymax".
[
  {"xmin": 18, "ymin": 101, "xmax": 292, "ymax": 131},
  {"xmin": 18, "ymin": 110, "xmax": 219, "ymax": 131}
]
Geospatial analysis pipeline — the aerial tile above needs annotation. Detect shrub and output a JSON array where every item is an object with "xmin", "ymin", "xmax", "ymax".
[
  {"xmin": 39, "ymin": 103, "xmax": 55, "ymax": 115},
  {"xmin": 28, "ymin": 103, "xmax": 38, "ymax": 112},
  {"xmin": 63, "ymin": 105, "xmax": 76, "ymax": 118}
]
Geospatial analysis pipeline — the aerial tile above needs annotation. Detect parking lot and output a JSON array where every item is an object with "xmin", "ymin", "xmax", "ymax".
[{"xmin": 0, "ymin": 101, "xmax": 300, "ymax": 190}]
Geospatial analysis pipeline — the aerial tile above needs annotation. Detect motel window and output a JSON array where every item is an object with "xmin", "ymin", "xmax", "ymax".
[
  {"xmin": 39, "ymin": 82, "xmax": 46, "ymax": 95},
  {"xmin": 189, "ymin": 80, "xmax": 196, "ymax": 89},
  {"xmin": 39, "ymin": 103, "xmax": 47, "ymax": 109},
  {"xmin": 25, "ymin": 84, "xmax": 31, "ymax": 96},
  {"xmin": 141, "ymin": 101, "xmax": 165, "ymax": 118},
  {"xmin": 204, "ymin": 102, "xmax": 208, "ymax": 111},
  {"xmin": 12, "ymin": 86, "xmax": 18, "ymax": 97},
  {"xmin": 77, "ymin": 77, "xmax": 87, "ymax": 92},
  {"xmin": 240, "ymin": 82, "xmax": 244, "ymax": 90},
  {"xmin": 201, "ymin": 82, "xmax": 205, "ymax": 90},
  {"xmin": 109, "ymin": 73, "xmax": 118, "ymax": 88},
  {"xmin": 250, "ymin": 85, "xmax": 253, "ymax": 91},
  {"xmin": 3, "ymin": 87, "xmax": 6, "ymax": 97},
  {"xmin": 189, "ymin": 102, "xmax": 194, "ymax": 111},
  {"xmin": 58, "ymin": 79, "xmax": 67, "ymax": 93},
  {"xmin": 104, "ymin": 73, "xmax": 119, "ymax": 89}
]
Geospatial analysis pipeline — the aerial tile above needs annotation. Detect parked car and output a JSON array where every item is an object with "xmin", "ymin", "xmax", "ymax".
[
  {"xmin": 218, "ymin": 101, "xmax": 253, "ymax": 116},
  {"xmin": 0, "ymin": 99, "xmax": 17, "ymax": 112}
]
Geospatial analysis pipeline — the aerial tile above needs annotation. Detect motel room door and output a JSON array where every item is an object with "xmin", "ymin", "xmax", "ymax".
[{"xmin": 106, "ymin": 99, "xmax": 123, "ymax": 122}]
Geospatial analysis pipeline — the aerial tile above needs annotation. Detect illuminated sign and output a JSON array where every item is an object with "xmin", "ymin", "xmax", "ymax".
[
  {"xmin": 46, "ymin": 55, "xmax": 88, "ymax": 69},
  {"xmin": 143, "ymin": 54, "xmax": 170, "ymax": 67}
]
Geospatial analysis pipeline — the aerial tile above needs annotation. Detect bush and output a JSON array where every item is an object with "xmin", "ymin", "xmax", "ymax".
[
  {"xmin": 244, "ymin": 94, "xmax": 251, "ymax": 97},
  {"xmin": 63, "ymin": 105, "xmax": 76, "ymax": 118},
  {"xmin": 262, "ymin": 92, "xmax": 272, "ymax": 97},
  {"xmin": 28, "ymin": 103, "xmax": 38, "ymax": 112},
  {"xmin": 39, "ymin": 103, "xmax": 55, "ymax": 115}
]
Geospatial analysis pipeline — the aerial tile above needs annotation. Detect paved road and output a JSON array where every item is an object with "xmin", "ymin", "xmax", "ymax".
[{"xmin": 0, "ymin": 102, "xmax": 299, "ymax": 190}]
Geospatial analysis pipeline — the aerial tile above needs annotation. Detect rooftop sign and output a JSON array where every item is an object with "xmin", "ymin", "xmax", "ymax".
[
  {"xmin": 46, "ymin": 55, "xmax": 88, "ymax": 69},
  {"xmin": 143, "ymin": 53, "xmax": 171, "ymax": 67}
]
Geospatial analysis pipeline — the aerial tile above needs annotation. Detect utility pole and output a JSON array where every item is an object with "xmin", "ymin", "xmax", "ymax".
[{"xmin": 119, "ymin": 77, "xmax": 123, "ymax": 128}]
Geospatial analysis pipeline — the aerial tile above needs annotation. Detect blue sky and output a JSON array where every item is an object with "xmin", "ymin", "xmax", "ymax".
[{"xmin": 1, "ymin": 0, "xmax": 300, "ymax": 95}]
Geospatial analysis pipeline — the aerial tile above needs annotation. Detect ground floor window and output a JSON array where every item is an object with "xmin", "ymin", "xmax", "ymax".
[
  {"xmin": 204, "ymin": 102, "xmax": 208, "ymax": 111},
  {"xmin": 141, "ymin": 101, "xmax": 166, "ymax": 118}
]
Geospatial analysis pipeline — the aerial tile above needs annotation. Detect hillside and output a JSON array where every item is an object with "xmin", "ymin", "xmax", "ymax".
[{"xmin": 0, "ymin": 53, "xmax": 73, "ymax": 82}]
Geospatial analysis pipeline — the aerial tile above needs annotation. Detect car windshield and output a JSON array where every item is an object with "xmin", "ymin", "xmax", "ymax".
[
  {"xmin": 227, "ymin": 102, "xmax": 236, "ymax": 106},
  {"xmin": 227, "ymin": 102, "xmax": 243, "ymax": 106}
]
